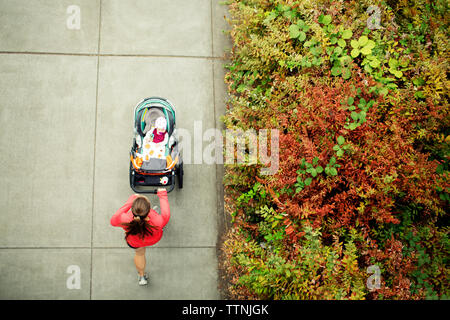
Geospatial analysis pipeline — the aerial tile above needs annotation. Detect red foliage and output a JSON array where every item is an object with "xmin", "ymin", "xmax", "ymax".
[
  {"xmin": 252, "ymin": 71, "xmax": 444, "ymax": 243},
  {"xmin": 363, "ymin": 237, "xmax": 421, "ymax": 299}
]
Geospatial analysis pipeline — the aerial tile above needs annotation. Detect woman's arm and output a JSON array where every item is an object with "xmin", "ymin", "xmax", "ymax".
[
  {"xmin": 157, "ymin": 188, "xmax": 170, "ymax": 228},
  {"xmin": 110, "ymin": 194, "xmax": 138, "ymax": 227}
]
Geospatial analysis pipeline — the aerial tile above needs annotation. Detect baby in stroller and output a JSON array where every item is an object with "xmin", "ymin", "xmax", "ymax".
[
  {"xmin": 129, "ymin": 97, "xmax": 183, "ymax": 193},
  {"xmin": 140, "ymin": 117, "xmax": 168, "ymax": 161}
]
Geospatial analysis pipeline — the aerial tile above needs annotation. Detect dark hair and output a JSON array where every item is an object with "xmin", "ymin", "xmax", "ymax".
[{"xmin": 122, "ymin": 196, "xmax": 157, "ymax": 240}]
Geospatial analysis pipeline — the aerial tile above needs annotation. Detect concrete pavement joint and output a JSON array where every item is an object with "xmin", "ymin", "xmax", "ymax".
[
  {"xmin": 0, "ymin": 51, "xmax": 228, "ymax": 60},
  {"xmin": 89, "ymin": 0, "xmax": 102, "ymax": 300},
  {"xmin": 210, "ymin": 0, "xmax": 222, "ymax": 296}
]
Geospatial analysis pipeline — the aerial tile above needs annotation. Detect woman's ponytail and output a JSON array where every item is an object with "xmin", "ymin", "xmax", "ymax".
[{"xmin": 122, "ymin": 196, "xmax": 157, "ymax": 240}]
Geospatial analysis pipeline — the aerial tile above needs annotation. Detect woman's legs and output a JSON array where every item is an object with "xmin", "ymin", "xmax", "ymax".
[{"xmin": 134, "ymin": 247, "xmax": 146, "ymax": 276}]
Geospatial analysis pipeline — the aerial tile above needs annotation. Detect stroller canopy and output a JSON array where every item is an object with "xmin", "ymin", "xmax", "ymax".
[{"xmin": 134, "ymin": 97, "xmax": 176, "ymax": 137}]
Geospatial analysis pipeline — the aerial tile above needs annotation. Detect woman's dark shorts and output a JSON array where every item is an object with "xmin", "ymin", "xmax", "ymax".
[{"xmin": 126, "ymin": 241, "xmax": 139, "ymax": 249}]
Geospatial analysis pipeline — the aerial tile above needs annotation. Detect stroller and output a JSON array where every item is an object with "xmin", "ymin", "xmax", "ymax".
[{"xmin": 129, "ymin": 97, "xmax": 183, "ymax": 193}]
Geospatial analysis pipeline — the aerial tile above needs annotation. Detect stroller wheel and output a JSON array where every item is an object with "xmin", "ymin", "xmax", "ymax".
[{"xmin": 177, "ymin": 162, "xmax": 183, "ymax": 189}]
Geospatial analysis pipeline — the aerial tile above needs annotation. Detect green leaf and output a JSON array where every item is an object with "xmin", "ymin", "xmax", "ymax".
[
  {"xmin": 283, "ymin": 10, "xmax": 296, "ymax": 20},
  {"xmin": 351, "ymin": 111, "xmax": 359, "ymax": 120},
  {"xmin": 369, "ymin": 58, "xmax": 380, "ymax": 68},
  {"xmin": 362, "ymin": 63, "xmax": 371, "ymax": 72},
  {"xmin": 349, "ymin": 122, "xmax": 358, "ymax": 130},
  {"xmin": 318, "ymin": 14, "xmax": 325, "ymax": 24},
  {"xmin": 327, "ymin": 24, "xmax": 335, "ymax": 33},
  {"xmin": 336, "ymin": 149, "xmax": 344, "ymax": 157},
  {"xmin": 310, "ymin": 46, "xmax": 320, "ymax": 56},
  {"xmin": 289, "ymin": 24, "xmax": 300, "ymax": 38},
  {"xmin": 330, "ymin": 167, "xmax": 338, "ymax": 176},
  {"xmin": 329, "ymin": 157, "xmax": 336, "ymax": 165},
  {"xmin": 342, "ymin": 68, "xmax": 351, "ymax": 79},
  {"xmin": 297, "ymin": 19, "xmax": 306, "ymax": 28},
  {"xmin": 379, "ymin": 87, "xmax": 389, "ymax": 96},
  {"xmin": 331, "ymin": 65, "xmax": 342, "ymax": 76},
  {"xmin": 340, "ymin": 55, "xmax": 352, "ymax": 66},
  {"xmin": 342, "ymin": 29, "xmax": 353, "ymax": 39},
  {"xmin": 334, "ymin": 46, "xmax": 343, "ymax": 55},
  {"xmin": 413, "ymin": 78, "xmax": 426, "ymax": 86},
  {"xmin": 321, "ymin": 15, "xmax": 332, "ymax": 25},
  {"xmin": 298, "ymin": 31, "xmax": 306, "ymax": 42},
  {"xmin": 351, "ymin": 48, "xmax": 360, "ymax": 58},
  {"xmin": 311, "ymin": 168, "xmax": 317, "ymax": 177},
  {"xmin": 358, "ymin": 35, "xmax": 368, "ymax": 46},
  {"xmin": 360, "ymin": 46, "xmax": 372, "ymax": 55},
  {"xmin": 278, "ymin": 4, "xmax": 290, "ymax": 12},
  {"xmin": 263, "ymin": 11, "xmax": 278, "ymax": 24},
  {"xmin": 312, "ymin": 157, "xmax": 319, "ymax": 166},
  {"xmin": 304, "ymin": 40, "xmax": 313, "ymax": 47},
  {"xmin": 337, "ymin": 135, "xmax": 345, "ymax": 145},
  {"xmin": 366, "ymin": 40, "xmax": 376, "ymax": 50},
  {"xmin": 350, "ymin": 39, "xmax": 359, "ymax": 48},
  {"xmin": 304, "ymin": 177, "xmax": 312, "ymax": 186},
  {"xmin": 326, "ymin": 46, "xmax": 334, "ymax": 56},
  {"xmin": 316, "ymin": 166, "xmax": 323, "ymax": 173},
  {"xmin": 330, "ymin": 36, "xmax": 338, "ymax": 44},
  {"xmin": 386, "ymin": 82, "xmax": 398, "ymax": 89},
  {"xmin": 337, "ymin": 38, "xmax": 346, "ymax": 48},
  {"xmin": 333, "ymin": 145, "xmax": 340, "ymax": 151},
  {"xmin": 348, "ymin": 97, "xmax": 354, "ymax": 105},
  {"xmin": 360, "ymin": 110, "xmax": 367, "ymax": 121},
  {"xmin": 389, "ymin": 58, "xmax": 399, "ymax": 68},
  {"xmin": 237, "ymin": 84, "xmax": 246, "ymax": 93}
]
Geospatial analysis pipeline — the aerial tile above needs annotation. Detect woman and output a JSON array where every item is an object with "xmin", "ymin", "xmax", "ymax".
[{"xmin": 110, "ymin": 188, "xmax": 170, "ymax": 285}]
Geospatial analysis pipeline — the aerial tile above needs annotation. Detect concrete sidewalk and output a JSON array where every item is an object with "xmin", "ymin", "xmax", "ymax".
[{"xmin": 0, "ymin": 0, "xmax": 231, "ymax": 299}]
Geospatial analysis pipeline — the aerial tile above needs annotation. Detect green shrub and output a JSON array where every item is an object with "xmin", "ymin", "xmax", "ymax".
[{"xmin": 221, "ymin": 0, "xmax": 449, "ymax": 300}]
